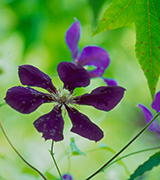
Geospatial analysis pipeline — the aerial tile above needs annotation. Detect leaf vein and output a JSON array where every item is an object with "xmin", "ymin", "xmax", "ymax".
[
  {"xmin": 151, "ymin": 0, "xmax": 160, "ymax": 27},
  {"xmin": 108, "ymin": 0, "xmax": 133, "ymax": 25},
  {"xmin": 150, "ymin": 25, "xmax": 160, "ymax": 34},
  {"xmin": 150, "ymin": 13, "xmax": 159, "ymax": 21},
  {"xmin": 147, "ymin": 0, "xmax": 153, "ymax": 71}
]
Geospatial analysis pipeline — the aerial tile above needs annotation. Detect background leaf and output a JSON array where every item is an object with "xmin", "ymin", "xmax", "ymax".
[
  {"xmin": 9, "ymin": 0, "xmax": 47, "ymax": 51},
  {"xmin": 128, "ymin": 151, "xmax": 160, "ymax": 180},
  {"xmin": 93, "ymin": 0, "xmax": 160, "ymax": 99},
  {"xmin": 88, "ymin": 0, "xmax": 107, "ymax": 26},
  {"xmin": 70, "ymin": 137, "xmax": 86, "ymax": 156}
]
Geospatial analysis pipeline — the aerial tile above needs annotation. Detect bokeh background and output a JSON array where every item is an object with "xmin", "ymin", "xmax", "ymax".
[{"xmin": 0, "ymin": 0, "xmax": 160, "ymax": 180}]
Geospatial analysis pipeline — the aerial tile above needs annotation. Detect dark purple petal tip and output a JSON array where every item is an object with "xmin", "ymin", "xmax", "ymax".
[
  {"xmin": 74, "ymin": 86, "xmax": 126, "ymax": 111},
  {"xmin": 18, "ymin": 65, "xmax": 57, "ymax": 93},
  {"xmin": 33, "ymin": 106, "xmax": 64, "ymax": 141},
  {"xmin": 4, "ymin": 86, "xmax": 50, "ymax": 114},
  {"xmin": 66, "ymin": 106, "xmax": 104, "ymax": 142},
  {"xmin": 57, "ymin": 62, "xmax": 90, "ymax": 92}
]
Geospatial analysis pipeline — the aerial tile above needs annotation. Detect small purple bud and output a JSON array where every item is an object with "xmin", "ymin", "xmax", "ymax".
[{"xmin": 62, "ymin": 174, "xmax": 73, "ymax": 180}]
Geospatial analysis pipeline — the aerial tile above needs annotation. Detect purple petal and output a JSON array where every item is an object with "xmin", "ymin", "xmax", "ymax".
[
  {"xmin": 63, "ymin": 174, "xmax": 73, "ymax": 180},
  {"xmin": 33, "ymin": 105, "xmax": 64, "ymax": 141},
  {"xmin": 78, "ymin": 46, "xmax": 110, "ymax": 77},
  {"xmin": 138, "ymin": 104, "xmax": 160, "ymax": 137},
  {"xmin": 57, "ymin": 62, "xmax": 90, "ymax": 92},
  {"xmin": 151, "ymin": 91, "xmax": 160, "ymax": 113},
  {"xmin": 74, "ymin": 86, "xmax": 126, "ymax": 111},
  {"xmin": 66, "ymin": 106, "xmax": 104, "ymax": 142},
  {"xmin": 18, "ymin": 65, "xmax": 57, "ymax": 93},
  {"xmin": 65, "ymin": 20, "xmax": 81, "ymax": 61},
  {"xmin": 88, "ymin": 68, "xmax": 105, "ymax": 78},
  {"xmin": 103, "ymin": 78, "xmax": 118, "ymax": 86},
  {"xmin": 4, "ymin": 86, "xmax": 52, "ymax": 114}
]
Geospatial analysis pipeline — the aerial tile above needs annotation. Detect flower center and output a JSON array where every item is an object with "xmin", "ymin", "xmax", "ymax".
[{"xmin": 56, "ymin": 88, "xmax": 73, "ymax": 105}]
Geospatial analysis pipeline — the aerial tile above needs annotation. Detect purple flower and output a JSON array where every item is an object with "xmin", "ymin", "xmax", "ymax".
[
  {"xmin": 65, "ymin": 19, "xmax": 117, "ymax": 86},
  {"xmin": 138, "ymin": 91, "xmax": 160, "ymax": 137},
  {"xmin": 4, "ymin": 62, "xmax": 125, "ymax": 142},
  {"xmin": 62, "ymin": 174, "xmax": 73, "ymax": 180}
]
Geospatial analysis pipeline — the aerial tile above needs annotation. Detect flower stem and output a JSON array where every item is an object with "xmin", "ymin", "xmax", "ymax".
[
  {"xmin": 85, "ymin": 111, "xmax": 160, "ymax": 180},
  {"xmin": 0, "ymin": 120, "xmax": 47, "ymax": 180},
  {"xmin": 106, "ymin": 146, "xmax": 160, "ymax": 169},
  {"xmin": 50, "ymin": 140, "xmax": 63, "ymax": 180}
]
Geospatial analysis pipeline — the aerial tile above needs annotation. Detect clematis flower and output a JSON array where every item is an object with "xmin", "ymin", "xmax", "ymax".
[
  {"xmin": 138, "ymin": 91, "xmax": 160, "ymax": 137},
  {"xmin": 65, "ymin": 19, "xmax": 117, "ymax": 86},
  {"xmin": 4, "ymin": 62, "xmax": 125, "ymax": 142}
]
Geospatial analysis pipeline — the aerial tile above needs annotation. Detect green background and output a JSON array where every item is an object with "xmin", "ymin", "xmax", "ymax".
[{"xmin": 0, "ymin": 0, "xmax": 159, "ymax": 179}]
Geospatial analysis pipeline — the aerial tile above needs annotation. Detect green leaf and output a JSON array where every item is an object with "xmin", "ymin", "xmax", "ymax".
[
  {"xmin": 93, "ymin": 0, "xmax": 135, "ymax": 34},
  {"xmin": 70, "ymin": 137, "xmax": 86, "ymax": 156},
  {"xmin": 44, "ymin": 172, "xmax": 58, "ymax": 180},
  {"xmin": 93, "ymin": 0, "xmax": 160, "ymax": 99},
  {"xmin": 135, "ymin": 0, "xmax": 160, "ymax": 99},
  {"xmin": 128, "ymin": 151, "xmax": 160, "ymax": 180}
]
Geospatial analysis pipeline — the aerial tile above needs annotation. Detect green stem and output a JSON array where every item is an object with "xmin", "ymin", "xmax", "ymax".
[
  {"xmin": 50, "ymin": 141, "xmax": 63, "ymax": 180},
  {"xmin": 85, "ymin": 111, "xmax": 160, "ymax": 180},
  {"xmin": 0, "ymin": 120, "xmax": 47, "ymax": 180},
  {"xmin": 106, "ymin": 146, "xmax": 160, "ymax": 169}
]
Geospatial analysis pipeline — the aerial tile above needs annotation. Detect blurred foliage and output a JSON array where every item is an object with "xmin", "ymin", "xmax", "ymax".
[{"xmin": 0, "ymin": 0, "xmax": 160, "ymax": 180}]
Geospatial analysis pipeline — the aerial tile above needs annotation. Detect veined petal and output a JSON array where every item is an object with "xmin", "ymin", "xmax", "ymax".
[
  {"xmin": 78, "ymin": 46, "xmax": 110, "ymax": 77},
  {"xmin": 151, "ymin": 91, "xmax": 160, "ymax": 113},
  {"xmin": 57, "ymin": 62, "xmax": 90, "ymax": 92},
  {"xmin": 18, "ymin": 65, "xmax": 57, "ymax": 93},
  {"xmin": 138, "ymin": 104, "xmax": 160, "ymax": 137},
  {"xmin": 66, "ymin": 106, "xmax": 103, "ymax": 142},
  {"xmin": 103, "ymin": 78, "xmax": 118, "ymax": 86},
  {"xmin": 65, "ymin": 19, "xmax": 81, "ymax": 61},
  {"xmin": 74, "ymin": 86, "xmax": 126, "ymax": 111},
  {"xmin": 33, "ymin": 105, "xmax": 64, "ymax": 141},
  {"xmin": 4, "ymin": 86, "xmax": 52, "ymax": 114}
]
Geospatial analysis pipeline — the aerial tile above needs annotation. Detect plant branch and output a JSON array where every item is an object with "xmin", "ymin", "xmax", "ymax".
[
  {"xmin": 85, "ymin": 111, "xmax": 160, "ymax": 180},
  {"xmin": 0, "ymin": 119, "xmax": 47, "ymax": 180},
  {"xmin": 106, "ymin": 146, "xmax": 160, "ymax": 169}
]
